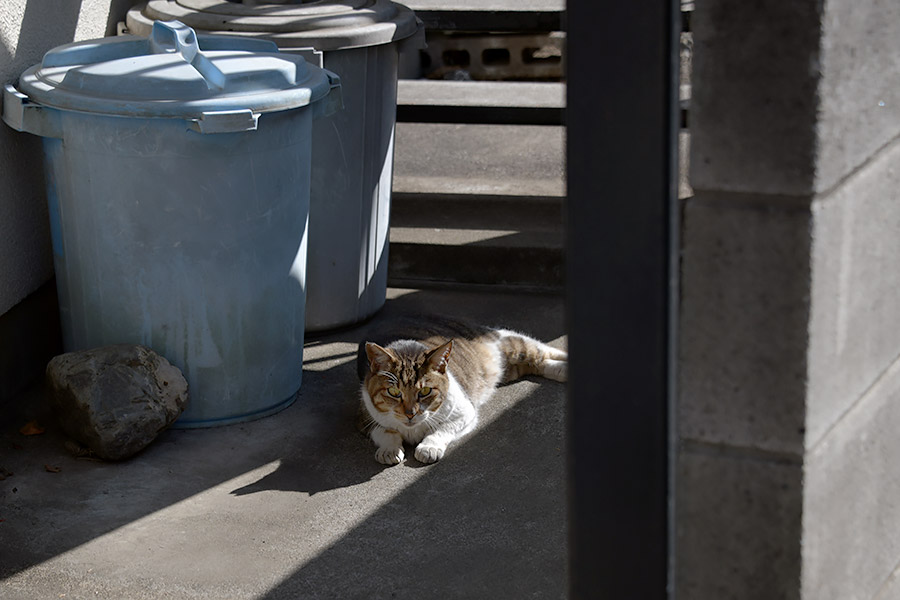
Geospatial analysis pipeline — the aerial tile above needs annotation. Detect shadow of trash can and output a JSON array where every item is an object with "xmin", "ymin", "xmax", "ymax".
[
  {"xmin": 2, "ymin": 20, "xmax": 341, "ymax": 428},
  {"xmin": 125, "ymin": 1, "xmax": 425, "ymax": 332}
]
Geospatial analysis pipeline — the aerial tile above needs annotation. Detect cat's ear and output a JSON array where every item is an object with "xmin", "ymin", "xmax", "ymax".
[
  {"xmin": 424, "ymin": 340, "xmax": 453, "ymax": 374},
  {"xmin": 365, "ymin": 342, "xmax": 395, "ymax": 373}
]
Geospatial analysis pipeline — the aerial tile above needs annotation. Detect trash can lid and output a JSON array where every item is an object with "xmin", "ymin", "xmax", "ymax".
[
  {"xmin": 16, "ymin": 20, "xmax": 337, "ymax": 122},
  {"xmin": 126, "ymin": 0, "xmax": 420, "ymax": 51}
]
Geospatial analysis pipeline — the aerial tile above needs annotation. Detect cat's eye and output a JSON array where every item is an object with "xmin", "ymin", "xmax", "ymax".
[
  {"xmin": 418, "ymin": 387, "xmax": 432, "ymax": 397},
  {"xmin": 386, "ymin": 386, "xmax": 402, "ymax": 398}
]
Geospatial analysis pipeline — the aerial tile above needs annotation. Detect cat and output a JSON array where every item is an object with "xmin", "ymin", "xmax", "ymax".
[{"xmin": 357, "ymin": 316, "xmax": 567, "ymax": 465}]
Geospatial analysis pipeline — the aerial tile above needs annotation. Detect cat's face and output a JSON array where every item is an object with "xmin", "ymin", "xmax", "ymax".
[{"xmin": 364, "ymin": 340, "xmax": 452, "ymax": 428}]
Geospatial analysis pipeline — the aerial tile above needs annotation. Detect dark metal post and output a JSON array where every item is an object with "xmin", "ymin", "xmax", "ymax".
[{"xmin": 566, "ymin": 0, "xmax": 680, "ymax": 597}]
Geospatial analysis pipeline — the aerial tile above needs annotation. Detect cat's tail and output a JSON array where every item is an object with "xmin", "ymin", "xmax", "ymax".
[{"xmin": 494, "ymin": 329, "xmax": 568, "ymax": 383}]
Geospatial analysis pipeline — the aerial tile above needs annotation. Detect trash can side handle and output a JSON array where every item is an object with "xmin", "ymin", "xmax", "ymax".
[
  {"xmin": 397, "ymin": 17, "xmax": 427, "ymax": 53},
  {"xmin": 326, "ymin": 70, "xmax": 342, "ymax": 96},
  {"xmin": 2, "ymin": 85, "xmax": 62, "ymax": 139},
  {"xmin": 189, "ymin": 109, "xmax": 260, "ymax": 134},
  {"xmin": 312, "ymin": 69, "xmax": 343, "ymax": 120}
]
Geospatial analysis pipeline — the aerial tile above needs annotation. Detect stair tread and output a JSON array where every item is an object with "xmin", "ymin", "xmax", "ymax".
[
  {"xmin": 390, "ymin": 226, "xmax": 562, "ymax": 248},
  {"xmin": 393, "ymin": 122, "xmax": 565, "ymax": 198},
  {"xmin": 396, "ymin": 81, "xmax": 565, "ymax": 125},
  {"xmin": 392, "ymin": 190, "xmax": 561, "ymax": 227},
  {"xmin": 401, "ymin": 0, "xmax": 563, "ymax": 32},
  {"xmin": 397, "ymin": 80, "xmax": 565, "ymax": 109},
  {"xmin": 403, "ymin": 0, "xmax": 563, "ymax": 10},
  {"xmin": 388, "ymin": 240, "xmax": 563, "ymax": 289}
]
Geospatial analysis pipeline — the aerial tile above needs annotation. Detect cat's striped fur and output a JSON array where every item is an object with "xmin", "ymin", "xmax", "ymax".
[{"xmin": 358, "ymin": 317, "xmax": 566, "ymax": 465}]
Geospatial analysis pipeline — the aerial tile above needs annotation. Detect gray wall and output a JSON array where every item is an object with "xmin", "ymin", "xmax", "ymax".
[
  {"xmin": 0, "ymin": 1, "xmax": 136, "ymax": 400},
  {"xmin": 678, "ymin": 0, "xmax": 900, "ymax": 597},
  {"xmin": 0, "ymin": 1, "xmax": 135, "ymax": 317}
]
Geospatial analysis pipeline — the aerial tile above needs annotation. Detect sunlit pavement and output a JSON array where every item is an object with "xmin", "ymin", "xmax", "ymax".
[{"xmin": 0, "ymin": 287, "xmax": 566, "ymax": 599}]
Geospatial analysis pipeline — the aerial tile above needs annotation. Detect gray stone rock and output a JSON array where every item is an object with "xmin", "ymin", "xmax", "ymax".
[{"xmin": 45, "ymin": 345, "xmax": 188, "ymax": 461}]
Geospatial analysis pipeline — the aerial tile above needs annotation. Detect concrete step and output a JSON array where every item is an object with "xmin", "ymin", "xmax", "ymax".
[
  {"xmin": 392, "ymin": 122, "xmax": 565, "ymax": 197},
  {"xmin": 388, "ymin": 193, "xmax": 564, "ymax": 290},
  {"xmin": 401, "ymin": 0, "xmax": 564, "ymax": 33},
  {"xmin": 390, "ymin": 122, "xmax": 564, "ymax": 290},
  {"xmin": 397, "ymin": 80, "xmax": 564, "ymax": 125}
]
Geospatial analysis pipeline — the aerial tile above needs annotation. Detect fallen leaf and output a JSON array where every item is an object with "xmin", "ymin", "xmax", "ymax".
[
  {"xmin": 64, "ymin": 440, "xmax": 98, "ymax": 459},
  {"xmin": 44, "ymin": 464, "xmax": 62, "ymax": 473},
  {"xmin": 19, "ymin": 421, "xmax": 45, "ymax": 436},
  {"xmin": 0, "ymin": 467, "xmax": 12, "ymax": 481}
]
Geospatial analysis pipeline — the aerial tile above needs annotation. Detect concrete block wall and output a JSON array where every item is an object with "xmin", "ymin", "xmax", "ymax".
[
  {"xmin": 0, "ymin": 1, "xmax": 136, "ymax": 400},
  {"xmin": 803, "ymin": 0, "xmax": 900, "ymax": 588},
  {"xmin": 679, "ymin": 0, "xmax": 900, "ymax": 597}
]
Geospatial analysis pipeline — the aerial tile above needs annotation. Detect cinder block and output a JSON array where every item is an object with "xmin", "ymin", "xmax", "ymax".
[
  {"xmin": 679, "ymin": 193, "xmax": 811, "ymax": 455},
  {"xmin": 690, "ymin": 0, "xmax": 821, "ymax": 196},
  {"xmin": 803, "ymin": 356, "xmax": 900, "ymax": 600},
  {"xmin": 816, "ymin": 0, "xmax": 900, "ymax": 193},
  {"xmin": 676, "ymin": 445, "xmax": 802, "ymax": 600},
  {"xmin": 806, "ymin": 139, "xmax": 900, "ymax": 448}
]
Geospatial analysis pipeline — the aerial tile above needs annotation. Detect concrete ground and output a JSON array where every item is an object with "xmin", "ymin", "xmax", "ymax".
[{"xmin": 0, "ymin": 287, "xmax": 567, "ymax": 599}]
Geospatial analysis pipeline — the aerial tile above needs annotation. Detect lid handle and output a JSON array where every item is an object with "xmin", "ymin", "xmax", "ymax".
[
  {"xmin": 150, "ymin": 20, "xmax": 199, "ymax": 62},
  {"xmin": 150, "ymin": 20, "xmax": 225, "ymax": 90}
]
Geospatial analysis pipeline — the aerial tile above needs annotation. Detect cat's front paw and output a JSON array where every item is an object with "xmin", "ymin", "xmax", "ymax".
[
  {"xmin": 375, "ymin": 445, "xmax": 404, "ymax": 465},
  {"xmin": 414, "ymin": 443, "xmax": 446, "ymax": 464}
]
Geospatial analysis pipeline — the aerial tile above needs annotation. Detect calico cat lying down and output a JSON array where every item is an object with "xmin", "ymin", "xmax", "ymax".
[{"xmin": 357, "ymin": 317, "xmax": 567, "ymax": 465}]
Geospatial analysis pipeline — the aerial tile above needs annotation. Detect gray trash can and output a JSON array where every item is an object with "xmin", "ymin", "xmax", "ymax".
[
  {"xmin": 125, "ymin": 1, "xmax": 424, "ymax": 332},
  {"xmin": 2, "ymin": 20, "xmax": 341, "ymax": 428}
]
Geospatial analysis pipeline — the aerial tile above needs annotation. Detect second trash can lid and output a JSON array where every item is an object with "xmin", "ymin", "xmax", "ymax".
[
  {"xmin": 126, "ymin": 0, "xmax": 421, "ymax": 51},
  {"xmin": 15, "ymin": 20, "xmax": 339, "ymax": 126}
]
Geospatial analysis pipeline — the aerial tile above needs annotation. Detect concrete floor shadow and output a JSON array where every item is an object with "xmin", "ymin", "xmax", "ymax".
[
  {"xmin": 0, "ymin": 287, "xmax": 566, "ymax": 595},
  {"xmin": 261, "ymin": 378, "xmax": 567, "ymax": 599}
]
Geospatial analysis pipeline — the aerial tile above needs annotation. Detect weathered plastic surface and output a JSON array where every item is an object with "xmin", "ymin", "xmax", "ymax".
[
  {"xmin": 126, "ymin": 0, "xmax": 422, "ymax": 51},
  {"xmin": 40, "ymin": 111, "xmax": 313, "ymax": 427},
  {"xmin": 2, "ymin": 22, "xmax": 341, "ymax": 427},
  {"xmin": 11, "ymin": 21, "xmax": 341, "ymax": 128},
  {"xmin": 125, "ymin": 4, "xmax": 424, "ymax": 331},
  {"xmin": 305, "ymin": 44, "xmax": 397, "ymax": 331}
]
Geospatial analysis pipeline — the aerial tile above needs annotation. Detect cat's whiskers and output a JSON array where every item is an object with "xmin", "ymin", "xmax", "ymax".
[
  {"xmin": 357, "ymin": 409, "xmax": 380, "ymax": 433},
  {"xmin": 376, "ymin": 371, "xmax": 399, "ymax": 386},
  {"xmin": 422, "ymin": 411, "xmax": 448, "ymax": 434}
]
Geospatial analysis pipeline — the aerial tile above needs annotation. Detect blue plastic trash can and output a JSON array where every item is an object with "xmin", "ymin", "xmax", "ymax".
[
  {"xmin": 2, "ymin": 20, "xmax": 341, "ymax": 427},
  {"xmin": 126, "ymin": 1, "xmax": 424, "ymax": 332}
]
